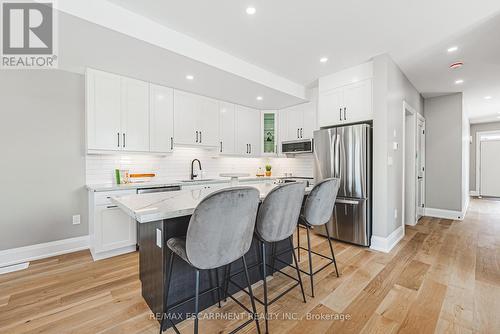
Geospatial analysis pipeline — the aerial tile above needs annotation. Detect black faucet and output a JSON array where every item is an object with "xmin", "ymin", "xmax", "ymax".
[{"xmin": 190, "ymin": 159, "xmax": 202, "ymax": 180}]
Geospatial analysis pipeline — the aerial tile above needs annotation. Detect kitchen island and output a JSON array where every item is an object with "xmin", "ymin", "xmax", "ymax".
[{"xmin": 112, "ymin": 182, "xmax": 311, "ymax": 330}]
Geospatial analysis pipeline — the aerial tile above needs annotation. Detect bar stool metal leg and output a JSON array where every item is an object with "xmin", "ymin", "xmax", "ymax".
[
  {"xmin": 241, "ymin": 256, "xmax": 261, "ymax": 334},
  {"xmin": 324, "ymin": 224, "xmax": 339, "ymax": 277},
  {"xmin": 297, "ymin": 225, "xmax": 301, "ymax": 262},
  {"xmin": 305, "ymin": 226, "xmax": 315, "ymax": 297},
  {"xmin": 214, "ymin": 269, "xmax": 222, "ymax": 307},
  {"xmin": 223, "ymin": 263, "xmax": 232, "ymax": 302},
  {"xmin": 260, "ymin": 241, "xmax": 269, "ymax": 334},
  {"xmin": 194, "ymin": 269, "xmax": 200, "ymax": 334},
  {"xmin": 289, "ymin": 237, "xmax": 306, "ymax": 303},
  {"xmin": 160, "ymin": 253, "xmax": 175, "ymax": 334}
]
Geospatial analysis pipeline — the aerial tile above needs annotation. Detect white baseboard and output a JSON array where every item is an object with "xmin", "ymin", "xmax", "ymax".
[
  {"xmin": 0, "ymin": 236, "xmax": 89, "ymax": 268},
  {"xmin": 424, "ymin": 207, "xmax": 464, "ymax": 220},
  {"xmin": 0, "ymin": 262, "xmax": 29, "ymax": 275},
  {"xmin": 469, "ymin": 190, "xmax": 479, "ymax": 197},
  {"xmin": 90, "ymin": 245, "xmax": 137, "ymax": 261},
  {"xmin": 370, "ymin": 225, "xmax": 404, "ymax": 253}
]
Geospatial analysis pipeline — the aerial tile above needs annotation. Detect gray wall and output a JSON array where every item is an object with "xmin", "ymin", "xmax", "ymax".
[
  {"xmin": 372, "ymin": 54, "xmax": 424, "ymax": 238},
  {"xmin": 469, "ymin": 121, "xmax": 500, "ymax": 191},
  {"xmin": 0, "ymin": 70, "xmax": 87, "ymax": 250},
  {"xmin": 424, "ymin": 93, "xmax": 463, "ymax": 212}
]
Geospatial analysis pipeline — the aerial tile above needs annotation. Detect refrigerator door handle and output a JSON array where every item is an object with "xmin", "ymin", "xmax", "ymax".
[{"xmin": 336, "ymin": 199, "xmax": 360, "ymax": 205}]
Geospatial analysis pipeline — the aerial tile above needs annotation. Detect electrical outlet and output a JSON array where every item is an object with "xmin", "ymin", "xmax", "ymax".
[
  {"xmin": 394, "ymin": 209, "xmax": 398, "ymax": 219},
  {"xmin": 72, "ymin": 214, "xmax": 81, "ymax": 225}
]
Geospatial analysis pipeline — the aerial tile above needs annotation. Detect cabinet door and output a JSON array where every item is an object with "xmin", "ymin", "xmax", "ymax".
[
  {"xmin": 197, "ymin": 96, "xmax": 219, "ymax": 147},
  {"xmin": 301, "ymin": 100, "xmax": 317, "ymax": 139},
  {"xmin": 121, "ymin": 78, "xmax": 150, "ymax": 152},
  {"xmin": 219, "ymin": 101, "xmax": 236, "ymax": 154},
  {"xmin": 287, "ymin": 105, "xmax": 303, "ymax": 140},
  {"xmin": 173, "ymin": 90, "xmax": 198, "ymax": 145},
  {"xmin": 261, "ymin": 110, "xmax": 278, "ymax": 155},
  {"xmin": 150, "ymin": 84, "xmax": 174, "ymax": 153},
  {"xmin": 86, "ymin": 69, "xmax": 122, "ymax": 151},
  {"xmin": 236, "ymin": 105, "xmax": 260, "ymax": 156},
  {"xmin": 318, "ymin": 87, "xmax": 344, "ymax": 127},
  {"xmin": 95, "ymin": 205, "xmax": 136, "ymax": 252},
  {"xmin": 343, "ymin": 79, "xmax": 373, "ymax": 123}
]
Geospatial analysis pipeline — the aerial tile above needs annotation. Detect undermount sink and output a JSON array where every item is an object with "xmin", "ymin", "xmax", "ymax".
[{"xmin": 179, "ymin": 179, "xmax": 216, "ymax": 183}]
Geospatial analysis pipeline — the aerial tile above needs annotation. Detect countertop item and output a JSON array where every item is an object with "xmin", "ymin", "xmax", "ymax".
[
  {"xmin": 111, "ymin": 182, "xmax": 312, "ymax": 223},
  {"xmin": 86, "ymin": 176, "xmax": 278, "ymax": 192}
]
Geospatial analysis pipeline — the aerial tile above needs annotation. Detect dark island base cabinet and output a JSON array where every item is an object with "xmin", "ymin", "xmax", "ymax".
[{"xmin": 138, "ymin": 217, "xmax": 292, "ymax": 329}]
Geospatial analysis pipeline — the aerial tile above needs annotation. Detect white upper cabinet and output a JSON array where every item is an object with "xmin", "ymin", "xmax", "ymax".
[
  {"xmin": 236, "ymin": 105, "xmax": 260, "ymax": 157},
  {"xmin": 86, "ymin": 69, "xmax": 122, "ymax": 151},
  {"xmin": 173, "ymin": 90, "xmax": 219, "ymax": 147},
  {"xmin": 150, "ymin": 84, "xmax": 174, "ymax": 153},
  {"xmin": 280, "ymin": 100, "xmax": 317, "ymax": 141},
  {"xmin": 318, "ymin": 61, "xmax": 373, "ymax": 127},
  {"xmin": 121, "ymin": 78, "xmax": 150, "ymax": 152},
  {"xmin": 87, "ymin": 69, "xmax": 149, "ymax": 152},
  {"xmin": 219, "ymin": 101, "xmax": 236, "ymax": 154}
]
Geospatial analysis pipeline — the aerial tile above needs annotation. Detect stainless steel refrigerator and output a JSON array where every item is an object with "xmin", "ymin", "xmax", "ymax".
[{"xmin": 312, "ymin": 123, "xmax": 372, "ymax": 246}]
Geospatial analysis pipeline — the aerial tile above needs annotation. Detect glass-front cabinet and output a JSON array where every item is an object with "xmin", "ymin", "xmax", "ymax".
[{"xmin": 261, "ymin": 110, "xmax": 278, "ymax": 156}]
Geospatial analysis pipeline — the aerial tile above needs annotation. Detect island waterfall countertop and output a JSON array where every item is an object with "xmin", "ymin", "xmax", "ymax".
[{"xmin": 111, "ymin": 182, "xmax": 312, "ymax": 223}]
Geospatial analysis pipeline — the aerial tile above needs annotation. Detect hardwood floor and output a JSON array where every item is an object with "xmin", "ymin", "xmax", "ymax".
[{"xmin": 1, "ymin": 198, "xmax": 499, "ymax": 334}]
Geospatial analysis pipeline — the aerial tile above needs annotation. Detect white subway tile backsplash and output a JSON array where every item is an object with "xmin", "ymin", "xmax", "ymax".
[{"xmin": 85, "ymin": 147, "xmax": 313, "ymax": 185}]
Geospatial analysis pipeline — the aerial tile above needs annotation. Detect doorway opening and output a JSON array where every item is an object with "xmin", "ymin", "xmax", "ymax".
[
  {"xmin": 476, "ymin": 130, "xmax": 500, "ymax": 198},
  {"xmin": 402, "ymin": 101, "xmax": 425, "ymax": 227}
]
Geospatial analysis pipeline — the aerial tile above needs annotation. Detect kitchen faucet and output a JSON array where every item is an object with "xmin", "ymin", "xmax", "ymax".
[{"xmin": 190, "ymin": 159, "xmax": 202, "ymax": 180}]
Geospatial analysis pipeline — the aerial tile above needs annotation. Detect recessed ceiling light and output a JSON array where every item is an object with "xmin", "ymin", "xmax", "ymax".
[
  {"xmin": 246, "ymin": 7, "xmax": 256, "ymax": 15},
  {"xmin": 455, "ymin": 79, "xmax": 464, "ymax": 84},
  {"xmin": 447, "ymin": 46, "xmax": 458, "ymax": 53},
  {"xmin": 319, "ymin": 57, "xmax": 328, "ymax": 63},
  {"xmin": 256, "ymin": 96, "xmax": 263, "ymax": 101},
  {"xmin": 484, "ymin": 96, "xmax": 492, "ymax": 100},
  {"xmin": 186, "ymin": 75, "xmax": 194, "ymax": 80}
]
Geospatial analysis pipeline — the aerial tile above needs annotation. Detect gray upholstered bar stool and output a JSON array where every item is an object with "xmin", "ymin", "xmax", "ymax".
[
  {"xmin": 160, "ymin": 187, "xmax": 261, "ymax": 334},
  {"xmin": 227, "ymin": 182, "xmax": 307, "ymax": 334},
  {"xmin": 296, "ymin": 178, "xmax": 340, "ymax": 297}
]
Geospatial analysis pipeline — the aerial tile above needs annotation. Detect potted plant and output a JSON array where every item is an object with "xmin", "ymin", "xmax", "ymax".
[{"xmin": 265, "ymin": 164, "xmax": 272, "ymax": 177}]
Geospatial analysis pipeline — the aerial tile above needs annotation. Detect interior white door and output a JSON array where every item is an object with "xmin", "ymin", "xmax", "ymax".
[
  {"xmin": 480, "ymin": 140, "xmax": 500, "ymax": 197},
  {"xmin": 150, "ymin": 84, "xmax": 174, "ymax": 153},
  {"xmin": 416, "ymin": 118, "xmax": 426, "ymax": 218},
  {"xmin": 219, "ymin": 101, "xmax": 236, "ymax": 154},
  {"xmin": 343, "ymin": 79, "xmax": 373, "ymax": 123},
  {"xmin": 173, "ymin": 90, "xmax": 198, "ymax": 145},
  {"xmin": 121, "ymin": 78, "xmax": 150, "ymax": 152},
  {"xmin": 87, "ymin": 70, "xmax": 122, "ymax": 150},
  {"xmin": 197, "ymin": 96, "xmax": 219, "ymax": 147},
  {"xmin": 318, "ymin": 87, "xmax": 344, "ymax": 127}
]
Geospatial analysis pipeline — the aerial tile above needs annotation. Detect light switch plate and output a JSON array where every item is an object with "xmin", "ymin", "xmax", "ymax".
[
  {"xmin": 393, "ymin": 142, "xmax": 399, "ymax": 150},
  {"xmin": 156, "ymin": 228, "xmax": 162, "ymax": 248},
  {"xmin": 72, "ymin": 215, "xmax": 80, "ymax": 225}
]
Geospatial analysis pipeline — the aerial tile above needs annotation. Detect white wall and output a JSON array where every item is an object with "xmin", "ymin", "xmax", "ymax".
[
  {"xmin": 0, "ymin": 70, "xmax": 88, "ymax": 251},
  {"xmin": 372, "ymin": 54, "xmax": 424, "ymax": 238},
  {"xmin": 424, "ymin": 93, "xmax": 464, "ymax": 212}
]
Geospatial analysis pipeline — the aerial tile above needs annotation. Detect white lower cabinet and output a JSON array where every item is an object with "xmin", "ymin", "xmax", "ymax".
[{"xmin": 89, "ymin": 189, "xmax": 137, "ymax": 260}]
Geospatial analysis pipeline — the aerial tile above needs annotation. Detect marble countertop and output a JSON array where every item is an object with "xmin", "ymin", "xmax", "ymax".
[
  {"xmin": 111, "ymin": 182, "xmax": 312, "ymax": 223},
  {"xmin": 86, "ymin": 176, "xmax": 279, "ymax": 192}
]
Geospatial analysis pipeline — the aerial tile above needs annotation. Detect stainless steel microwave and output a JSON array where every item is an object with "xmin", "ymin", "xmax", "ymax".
[{"xmin": 281, "ymin": 139, "xmax": 313, "ymax": 154}]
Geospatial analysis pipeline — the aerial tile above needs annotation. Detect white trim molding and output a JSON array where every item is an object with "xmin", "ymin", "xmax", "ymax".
[
  {"xmin": 0, "ymin": 262, "xmax": 29, "ymax": 275},
  {"xmin": 469, "ymin": 190, "xmax": 479, "ymax": 197},
  {"xmin": 370, "ymin": 225, "xmax": 404, "ymax": 253},
  {"xmin": 424, "ymin": 207, "xmax": 464, "ymax": 220},
  {"xmin": 0, "ymin": 236, "xmax": 89, "ymax": 268}
]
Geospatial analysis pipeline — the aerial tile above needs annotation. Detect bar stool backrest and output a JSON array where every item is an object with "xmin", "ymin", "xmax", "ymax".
[
  {"xmin": 303, "ymin": 178, "xmax": 340, "ymax": 226},
  {"xmin": 186, "ymin": 187, "xmax": 260, "ymax": 270},
  {"xmin": 255, "ymin": 182, "xmax": 306, "ymax": 243}
]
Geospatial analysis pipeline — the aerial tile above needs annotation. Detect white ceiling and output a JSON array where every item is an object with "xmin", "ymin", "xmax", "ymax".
[{"xmin": 106, "ymin": 0, "xmax": 500, "ymax": 120}]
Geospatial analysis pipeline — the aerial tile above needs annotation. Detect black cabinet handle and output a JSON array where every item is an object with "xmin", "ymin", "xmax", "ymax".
[
  {"xmin": 297, "ymin": 128, "xmax": 300, "ymax": 138},
  {"xmin": 170, "ymin": 137, "xmax": 173, "ymax": 150},
  {"xmin": 117, "ymin": 132, "xmax": 120, "ymax": 147},
  {"xmin": 106, "ymin": 205, "xmax": 118, "ymax": 209},
  {"xmin": 249, "ymin": 144, "xmax": 251, "ymax": 154},
  {"xmin": 220, "ymin": 141, "xmax": 223, "ymax": 153},
  {"xmin": 339, "ymin": 108, "xmax": 342, "ymax": 121},
  {"xmin": 199, "ymin": 131, "xmax": 202, "ymax": 143},
  {"xmin": 123, "ymin": 133, "xmax": 126, "ymax": 148},
  {"xmin": 344, "ymin": 107, "xmax": 347, "ymax": 121},
  {"xmin": 300, "ymin": 128, "xmax": 303, "ymax": 138},
  {"xmin": 195, "ymin": 131, "xmax": 198, "ymax": 143}
]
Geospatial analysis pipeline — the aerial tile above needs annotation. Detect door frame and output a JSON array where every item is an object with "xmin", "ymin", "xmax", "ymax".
[
  {"xmin": 416, "ymin": 114, "xmax": 426, "ymax": 219},
  {"xmin": 476, "ymin": 130, "xmax": 500, "ymax": 196}
]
